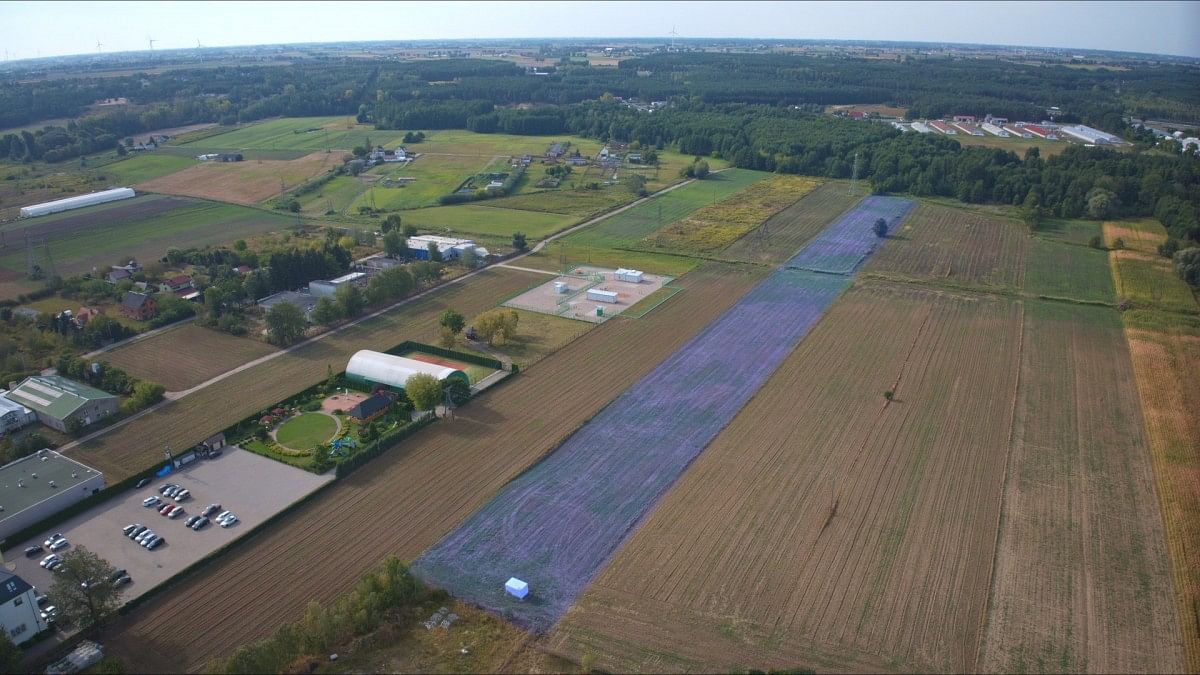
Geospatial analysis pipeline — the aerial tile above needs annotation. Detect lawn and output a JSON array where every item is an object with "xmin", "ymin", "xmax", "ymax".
[
  {"xmin": 275, "ymin": 413, "xmax": 339, "ymax": 451},
  {"xmin": 457, "ymin": 309, "xmax": 592, "ymax": 370},
  {"xmin": 101, "ymin": 153, "xmax": 197, "ymax": 184}
]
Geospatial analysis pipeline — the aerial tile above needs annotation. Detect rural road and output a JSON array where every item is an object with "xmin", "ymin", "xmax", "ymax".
[{"xmin": 55, "ymin": 176, "xmax": 699, "ymax": 456}]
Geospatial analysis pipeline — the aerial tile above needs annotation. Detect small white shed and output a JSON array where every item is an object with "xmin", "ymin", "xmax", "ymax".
[
  {"xmin": 586, "ymin": 289, "xmax": 618, "ymax": 303},
  {"xmin": 615, "ymin": 268, "xmax": 644, "ymax": 283},
  {"xmin": 505, "ymin": 577, "xmax": 529, "ymax": 599}
]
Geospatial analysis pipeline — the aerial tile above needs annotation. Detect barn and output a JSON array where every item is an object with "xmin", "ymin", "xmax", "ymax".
[
  {"xmin": 345, "ymin": 350, "xmax": 469, "ymax": 392},
  {"xmin": 18, "ymin": 187, "xmax": 136, "ymax": 218}
]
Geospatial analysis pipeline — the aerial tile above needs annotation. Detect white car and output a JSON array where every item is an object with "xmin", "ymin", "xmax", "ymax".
[
  {"xmin": 215, "ymin": 510, "xmax": 231, "ymax": 521},
  {"xmin": 173, "ymin": 489, "xmax": 190, "ymax": 502},
  {"xmin": 167, "ymin": 506, "xmax": 184, "ymax": 519},
  {"xmin": 43, "ymin": 533, "xmax": 65, "ymax": 548},
  {"xmin": 142, "ymin": 496, "xmax": 161, "ymax": 507},
  {"xmin": 218, "ymin": 514, "xmax": 238, "ymax": 528},
  {"xmin": 39, "ymin": 554, "xmax": 60, "ymax": 568},
  {"xmin": 135, "ymin": 530, "xmax": 155, "ymax": 544},
  {"xmin": 48, "ymin": 538, "xmax": 69, "ymax": 552}
]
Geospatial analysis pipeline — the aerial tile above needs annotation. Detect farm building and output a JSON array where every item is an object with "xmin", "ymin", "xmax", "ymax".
[
  {"xmin": 18, "ymin": 187, "xmax": 135, "ymax": 218},
  {"xmin": 0, "ymin": 569, "xmax": 49, "ymax": 644},
  {"xmin": 587, "ymin": 289, "xmax": 619, "ymax": 303},
  {"xmin": 953, "ymin": 115, "xmax": 977, "ymax": 123},
  {"xmin": 909, "ymin": 121, "xmax": 932, "ymax": 133},
  {"xmin": 1022, "ymin": 124, "xmax": 1059, "ymax": 140},
  {"xmin": 928, "ymin": 121, "xmax": 957, "ymax": 135},
  {"xmin": 0, "ymin": 397, "xmax": 35, "ymax": 435},
  {"xmin": 4, "ymin": 376, "xmax": 119, "ymax": 433},
  {"xmin": 0, "ymin": 449, "xmax": 105, "ymax": 545},
  {"xmin": 985, "ymin": 115, "xmax": 1009, "ymax": 125},
  {"xmin": 1004, "ymin": 125, "xmax": 1033, "ymax": 138},
  {"xmin": 951, "ymin": 122, "xmax": 985, "ymax": 136},
  {"xmin": 1059, "ymin": 124, "xmax": 1124, "ymax": 145},
  {"xmin": 309, "ymin": 272, "xmax": 367, "ymax": 298},
  {"xmin": 980, "ymin": 123, "xmax": 1010, "ymax": 137},
  {"xmin": 345, "ymin": 350, "xmax": 469, "ymax": 391}
]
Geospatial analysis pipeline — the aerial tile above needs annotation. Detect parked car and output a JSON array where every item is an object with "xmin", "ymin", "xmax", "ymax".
[
  {"xmin": 39, "ymin": 554, "xmax": 59, "ymax": 568},
  {"xmin": 43, "ymin": 533, "xmax": 65, "ymax": 548},
  {"xmin": 159, "ymin": 503, "xmax": 174, "ymax": 515},
  {"xmin": 40, "ymin": 606, "xmax": 57, "ymax": 620},
  {"xmin": 141, "ymin": 535, "xmax": 159, "ymax": 548},
  {"xmin": 109, "ymin": 569, "xmax": 127, "ymax": 582},
  {"xmin": 24, "ymin": 545, "xmax": 43, "ymax": 557},
  {"xmin": 185, "ymin": 515, "xmax": 200, "ymax": 527},
  {"xmin": 130, "ymin": 525, "xmax": 148, "ymax": 539},
  {"xmin": 142, "ymin": 496, "xmax": 161, "ymax": 507},
  {"xmin": 215, "ymin": 511, "xmax": 231, "ymax": 521},
  {"xmin": 191, "ymin": 517, "xmax": 209, "ymax": 531},
  {"xmin": 147, "ymin": 537, "xmax": 165, "ymax": 550},
  {"xmin": 167, "ymin": 506, "xmax": 184, "ymax": 519},
  {"xmin": 122, "ymin": 524, "xmax": 138, "ymax": 536},
  {"xmin": 135, "ymin": 478, "xmax": 151, "ymax": 489},
  {"xmin": 163, "ymin": 486, "xmax": 179, "ymax": 498},
  {"xmin": 157, "ymin": 483, "xmax": 174, "ymax": 494},
  {"xmin": 174, "ymin": 489, "xmax": 190, "ymax": 502},
  {"xmin": 135, "ymin": 530, "xmax": 155, "ymax": 544},
  {"xmin": 218, "ymin": 514, "xmax": 238, "ymax": 528},
  {"xmin": 114, "ymin": 575, "xmax": 132, "ymax": 587},
  {"xmin": 202, "ymin": 504, "xmax": 221, "ymax": 517},
  {"xmin": 48, "ymin": 538, "xmax": 69, "ymax": 552},
  {"xmin": 35, "ymin": 594, "xmax": 49, "ymax": 607},
  {"xmin": 46, "ymin": 560, "xmax": 63, "ymax": 572}
]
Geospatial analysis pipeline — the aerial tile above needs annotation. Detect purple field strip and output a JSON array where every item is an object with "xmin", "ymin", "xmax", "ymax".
[
  {"xmin": 412, "ymin": 269, "xmax": 851, "ymax": 631},
  {"xmin": 785, "ymin": 195, "xmax": 916, "ymax": 274}
]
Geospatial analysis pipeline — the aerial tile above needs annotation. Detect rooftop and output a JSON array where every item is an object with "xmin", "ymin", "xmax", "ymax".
[
  {"xmin": 5, "ymin": 375, "xmax": 117, "ymax": 420},
  {"xmin": 0, "ymin": 569, "xmax": 32, "ymax": 605},
  {"xmin": 0, "ymin": 449, "xmax": 103, "ymax": 524}
]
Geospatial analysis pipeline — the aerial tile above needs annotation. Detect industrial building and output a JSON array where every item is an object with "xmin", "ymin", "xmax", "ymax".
[
  {"xmin": 614, "ymin": 268, "xmax": 645, "ymax": 283},
  {"xmin": 4, "ymin": 376, "xmax": 119, "ymax": 433},
  {"xmin": 406, "ymin": 235, "xmax": 488, "ymax": 261},
  {"xmin": 1004, "ymin": 125, "xmax": 1033, "ymax": 138},
  {"xmin": 256, "ymin": 290, "xmax": 319, "ymax": 320},
  {"xmin": 909, "ymin": 121, "xmax": 932, "ymax": 134},
  {"xmin": 951, "ymin": 122, "xmax": 985, "ymax": 136},
  {"xmin": 18, "ymin": 187, "xmax": 135, "ymax": 218},
  {"xmin": 0, "ymin": 449, "xmax": 104, "ymax": 543},
  {"xmin": 1059, "ymin": 124, "xmax": 1124, "ymax": 145},
  {"xmin": 345, "ymin": 350, "xmax": 469, "ymax": 391},
  {"xmin": 587, "ymin": 288, "xmax": 619, "ymax": 303},
  {"xmin": 928, "ymin": 121, "xmax": 957, "ymax": 135},
  {"xmin": 0, "ymin": 397, "xmax": 35, "ymax": 435},
  {"xmin": 1022, "ymin": 124, "xmax": 1059, "ymax": 140},
  {"xmin": 980, "ymin": 123, "xmax": 1010, "ymax": 137},
  {"xmin": 0, "ymin": 569, "xmax": 48, "ymax": 644},
  {"xmin": 309, "ymin": 272, "xmax": 367, "ymax": 298}
]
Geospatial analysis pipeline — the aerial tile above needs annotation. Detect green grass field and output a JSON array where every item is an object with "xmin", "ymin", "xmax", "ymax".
[
  {"xmin": 390, "ymin": 204, "xmax": 576, "ymax": 239},
  {"xmin": 482, "ymin": 188, "xmax": 633, "ymax": 216},
  {"xmin": 297, "ymin": 175, "xmax": 367, "ymax": 216},
  {"xmin": 180, "ymin": 116, "xmax": 405, "ymax": 152},
  {"xmin": 1039, "ymin": 218, "xmax": 1103, "ymax": 246},
  {"xmin": 101, "ymin": 154, "xmax": 198, "ymax": 184},
  {"xmin": 348, "ymin": 154, "xmax": 504, "ymax": 212},
  {"xmin": 275, "ymin": 412, "xmax": 338, "ymax": 451},
  {"xmin": 1025, "ymin": 237, "xmax": 1116, "ymax": 303},
  {"xmin": 1112, "ymin": 252, "xmax": 1199, "ymax": 315}
]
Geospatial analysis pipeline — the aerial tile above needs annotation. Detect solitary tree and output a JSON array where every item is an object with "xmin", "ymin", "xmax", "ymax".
[
  {"xmin": 405, "ymin": 373, "xmax": 442, "ymax": 414},
  {"xmin": 334, "ymin": 283, "xmax": 365, "ymax": 318},
  {"xmin": 439, "ymin": 309, "xmax": 466, "ymax": 335},
  {"xmin": 475, "ymin": 309, "xmax": 520, "ymax": 346},
  {"xmin": 381, "ymin": 214, "xmax": 401, "ymax": 233},
  {"xmin": 402, "ymin": 224, "xmax": 418, "ymax": 238},
  {"xmin": 512, "ymin": 232, "xmax": 528, "ymax": 251},
  {"xmin": 426, "ymin": 242, "xmax": 443, "ymax": 262},
  {"xmin": 265, "ymin": 301, "xmax": 307, "ymax": 346},
  {"xmin": 48, "ymin": 546, "xmax": 122, "ymax": 636},
  {"xmin": 872, "ymin": 217, "xmax": 888, "ymax": 238}
]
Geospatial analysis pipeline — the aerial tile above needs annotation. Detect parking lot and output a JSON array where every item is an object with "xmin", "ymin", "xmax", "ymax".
[{"xmin": 8, "ymin": 447, "xmax": 332, "ymax": 607}]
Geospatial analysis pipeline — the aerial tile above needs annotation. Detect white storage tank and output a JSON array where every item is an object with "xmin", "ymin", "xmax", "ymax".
[
  {"xmin": 587, "ymin": 289, "xmax": 618, "ymax": 303},
  {"xmin": 19, "ymin": 187, "xmax": 136, "ymax": 218}
]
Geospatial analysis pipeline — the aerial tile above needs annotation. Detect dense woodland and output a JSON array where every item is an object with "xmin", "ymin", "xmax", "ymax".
[{"xmin": 2, "ymin": 50, "xmax": 1199, "ymax": 240}]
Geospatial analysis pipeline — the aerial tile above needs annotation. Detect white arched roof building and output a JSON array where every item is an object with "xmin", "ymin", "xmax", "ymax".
[
  {"xmin": 19, "ymin": 187, "xmax": 135, "ymax": 218},
  {"xmin": 345, "ymin": 350, "xmax": 468, "ymax": 391}
]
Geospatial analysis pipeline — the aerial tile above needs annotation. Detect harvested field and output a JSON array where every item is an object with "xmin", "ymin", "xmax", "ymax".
[
  {"xmin": 102, "ymin": 323, "xmax": 279, "ymax": 392},
  {"xmin": 66, "ymin": 268, "xmax": 544, "ymax": 481},
  {"xmin": 785, "ymin": 196, "xmax": 916, "ymax": 274},
  {"xmin": 982, "ymin": 301, "xmax": 1183, "ymax": 673},
  {"xmin": 101, "ymin": 262, "xmax": 767, "ymax": 673},
  {"xmin": 1125, "ymin": 329, "xmax": 1200, "ymax": 670},
  {"xmin": 721, "ymin": 181, "xmax": 861, "ymax": 264},
  {"xmin": 549, "ymin": 281, "xmax": 1023, "ymax": 673},
  {"xmin": 1025, "ymin": 237, "xmax": 1115, "ymax": 303},
  {"xmin": 137, "ymin": 151, "xmax": 343, "ymax": 205},
  {"xmin": 864, "ymin": 202, "xmax": 1029, "ymax": 291},
  {"xmin": 638, "ymin": 175, "xmax": 821, "ymax": 254}
]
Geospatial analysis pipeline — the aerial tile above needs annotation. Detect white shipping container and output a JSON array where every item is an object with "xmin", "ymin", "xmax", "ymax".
[{"xmin": 586, "ymin": 289, "xmax": 618, "ymax": 303}]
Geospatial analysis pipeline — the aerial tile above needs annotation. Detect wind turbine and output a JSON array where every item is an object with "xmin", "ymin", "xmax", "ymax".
[
  {"xmin": 196, "ymin": 38, "xmax": 205, "ymax": 49},
  {"xmin": 96, "ymin": 40, "xmax": 103, "ymax": 53},
  {"xmin": 147, "ymin": 35, "xmax": 157, "ymax": 50},
  {"xmin": 669, "ymin": 25, "xmax": 679, "ymax": 51}
]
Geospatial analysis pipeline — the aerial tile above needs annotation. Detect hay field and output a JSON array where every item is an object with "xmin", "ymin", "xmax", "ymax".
[
  {"xmin": 138, "ymin": 151, "xmax": 343, "ymax": 205},
  {"xmin": 721, "ymin": 181, "xmax": 861, "ymax": 264},
  {"xmin": 101, "ymin": 263, "xmax": 767, "ymax": 673},
  {"xmin": 101, "ymin": 323, "xmax": 279, "ymax": 392},
  {"xmin": 550, "ymin": 281, "xmax": 1024, "ymax": 672}
]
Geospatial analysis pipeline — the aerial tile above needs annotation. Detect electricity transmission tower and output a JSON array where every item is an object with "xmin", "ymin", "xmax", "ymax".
[{"xmin": 849, "ymin": 151, "xmax": 861, "ymax": 195}]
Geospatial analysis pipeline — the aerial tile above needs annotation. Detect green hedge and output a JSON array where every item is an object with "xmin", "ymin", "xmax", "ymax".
[
  {"xmin": 335, "ymin": 414, "xmax": 436, "ymax": 478},
  {"xmin": 386, "ymin": 340, "xmax": 503, "ymax": 371}
]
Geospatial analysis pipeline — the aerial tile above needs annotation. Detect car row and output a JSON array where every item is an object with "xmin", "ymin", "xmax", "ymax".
[
  {"xmin": 123, "ymin": 523, "xmax": 165, "ymax": 550},
  {"xmin": 42, "ymin": 533, "xmax": 69, "ymax": 552},
  {"xmin": 157, "ymin": 483, "xmax": 191, "ymax": 502},
  {"xmin": 39, "ymin": 554, "xmax": 63, "ymax": 571}
]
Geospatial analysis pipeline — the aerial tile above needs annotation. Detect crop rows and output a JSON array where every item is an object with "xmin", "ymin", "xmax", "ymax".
[
  {"xmin": 102, "ymin": 263, "xmax": 767, "ymax": 672},
  {"xmin": 102, "ymin": 323, "xmax": 279, "ymax": 392},
  {"xmin": 549, "ymin": 281, "xmax": 1023, "ymax": 672},
  {"xmin": 720, "ymin": 180, "xmax": 862, "ymax": 265},
  {"xmin": 785, "ymin": 196, "xmax": 915, "ymax": 274}
]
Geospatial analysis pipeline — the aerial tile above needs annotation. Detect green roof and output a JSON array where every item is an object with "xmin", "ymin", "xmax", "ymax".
[
  {"xmin": 4, "ymin": 375, "xmax": 117, "ymax": 420},
  {"xmin": 0, "ymin": 450, "xmax": 103, "ymax": 521}
]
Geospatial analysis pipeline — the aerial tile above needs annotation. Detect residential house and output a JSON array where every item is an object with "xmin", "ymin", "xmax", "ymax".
[
  {"xmin": 0, "ymin": 397, "xmax": 35, "ymax": 434},
  {"xmin": 118, "ymin": 291, "xmax": 157, "ymax": 321},
  {"xmin": 349, "ymin": 393, "xmax": 393, "ymax": 423},
  {"xmin": 159, "ymin": 275, "xmax": 194, "ymax": 293},
  {"xmin": 0, "ymin": 570, "xmax": 48, "ymax": 645},
  {"xmin": 105, "ymin": 267, "xmax": 132, "ymax": 284}
]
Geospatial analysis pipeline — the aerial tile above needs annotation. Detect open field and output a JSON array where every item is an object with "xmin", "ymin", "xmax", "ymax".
[
  {"xmin": 786, "ymin": 196, "xmax": 916, "ymax": 274},
  {"xmin": 178, "ymin": 116, "xmax": 403, "ymax": 153},
  {"xmin": 64, "ymin": 268, "xmax": 545, "ymax": 482},
  {"xmin": 391, "ymin": 204, "xmax": 577, "ymax": 239},
  {"xmin": 458, "ymin": 309, "xmax": 591, "ymax": 369},
  {"xmin": 981, "ymin": 300, "xmax": 1183, "ymax": 673},
  {"xmin": 482, "ymin": 188, "xmax": 632, "ymax": 217},
  {"xmin": 137, "ymin": 151, "xmax": 344, "ymax": 205},
  {"xmin": 549, "ymin": 281, "xmax": 1024, "ymax": 673},
  {"xmin": 721, "ymin": 180, "xmax": 861, "ymax": 264},
  {"xmin": 295, "ymin": 174, "xmax": 365, "ymax": 216},
  {"xmin": 1102, "ymin": 220, "xmax": 1199, "ymax": 314},
  {"xmin": 101, "ymin": 153, "xmax": 198, "ymax": 185},
  {"xmin": 101, "ymin": 263, "xmax": 768, "ymax": 673},
  {"xmin": 639, "ymin": 175, "xmax": 821, "ymax": 255},
  {"xmin": 1125, "ymin": 328, "xmax": 1200, "ymax": 670},
  {"xmin": 953, "ymin": 134, "xmax": 1071, "ymax": 157},
  {"xmin": 0, "ymin": 198, "xmax": 299, "ymax": 292},
  {"xmin": 102, "ymin": 323, "xmax": 279, "ymax": 392},
  {"xmin": 864, "ymin": 201, "xmax": 1029, "ymax": 291},
  {"xmin": 1025, "ymin": 236, "xmax": 1115, "ymax": 303},
  {"xmin": 1103, "ymin": 218, "xmax": 1169, "ymax": 255},
  {"xmin": 350, "ymin": 154, "xmax": 502, "ymax": 212}
]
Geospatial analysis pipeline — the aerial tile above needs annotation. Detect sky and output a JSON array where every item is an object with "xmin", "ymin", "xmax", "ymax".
[{"xmin": 1, "ymin": 1, "xmax": 1198, "ymax": 61}]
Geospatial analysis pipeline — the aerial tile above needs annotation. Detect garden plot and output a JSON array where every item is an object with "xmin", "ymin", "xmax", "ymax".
[{"xmin": 503, "ymin": 265, "xmax": 671, "ymax": 323}]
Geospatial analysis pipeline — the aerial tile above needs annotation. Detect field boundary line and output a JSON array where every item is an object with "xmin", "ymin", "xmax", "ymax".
[{"xmin": 974, "ymin": 300, "xmax": 1027, "ymax": 671}]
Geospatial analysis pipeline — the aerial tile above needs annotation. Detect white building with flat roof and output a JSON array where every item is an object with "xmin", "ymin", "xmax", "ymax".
[
  {"xmin": 1060, "ymin": 124, "xmax": 1124, "ymax": 145},
  {"xmin": 309, "ymin": 272, "xmax": 367, "ymax": 298},
  {"xmin": 0, "ymin": 449, "xmax": 104, "ymax": 542}
]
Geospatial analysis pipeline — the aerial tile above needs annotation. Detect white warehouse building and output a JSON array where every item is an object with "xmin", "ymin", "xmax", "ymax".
[
  {"xmin": 1059, "ymin": 124, "xmax": 1124, "ymax": 146},
  {"xmin": 18, "ymin": 187, "xmax": 135, "ymax": 218},
  {"xmin": 980, "ymin": 123, "xmax": 1010, "ymax": 137},
  {"xmin": 345, "ymin": 350, "xmax": 470, "ymax": 391},
  {"xmin": 309, "ymin": 272, "xmax": 367, "ymax": 298},
  {"xmin": 0, "ymin": 449, "xmax": 105, "ymax": 543}
]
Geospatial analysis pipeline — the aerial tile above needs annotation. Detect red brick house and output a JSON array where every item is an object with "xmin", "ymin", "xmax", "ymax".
[{"xmin": 119, "ymin": 291, "xmax": 157, "ymax": 320}]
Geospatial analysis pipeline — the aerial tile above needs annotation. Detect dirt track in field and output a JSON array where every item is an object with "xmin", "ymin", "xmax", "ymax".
[
  {"xmin": 103, "ymin": 263, "xmax": 766, "ymax": 673},
  {"xmin": 137, "ymin": 151, "xmax": 341, "ymax": 205}
]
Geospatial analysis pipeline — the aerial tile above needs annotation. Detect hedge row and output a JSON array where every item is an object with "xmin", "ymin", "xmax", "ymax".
[
  {"xmin": 335, "ymin": 414, "xmax": 436, "ymax": 479},
  {"xmin": 386, "ymin": 340, "xmax": 503, "ymax": 371}
]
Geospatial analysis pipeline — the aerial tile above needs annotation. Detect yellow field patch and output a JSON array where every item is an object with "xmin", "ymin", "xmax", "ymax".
[{"xmin": 1104, "ymin": 218, "xmax": 1167, "ymax": 255}]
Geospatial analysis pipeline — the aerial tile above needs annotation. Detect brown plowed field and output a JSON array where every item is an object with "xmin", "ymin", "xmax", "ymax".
[
  {"xmin": 981, "ymin": 301, "xmax": 1183, "ymax": 673},
  {"xmin": 549, "ymin": 281, "xmax": 1024, "ymax": 673},
  {"xmin": 864, "ymin": 202, "xmax": 1029, "ymax": 290},
  {"xmin": 101, "ymin": 323, "xmax": 279, "ymax": 391},
  {"xmin": 102, "ymin": 262, "xmax": 767, "ymax": 673},
  {"xmin": 1125, "ymin": 328, "xmax": 1200, "ymax": 670},
  {"xmin": 721, "ymin": 181, "xmax": 862, "ymax": 264},
  {"xmin": 67, "ymin": 268, "xmax": 542, "ymax": 481},
  {"xmin": 137, "ymin": 151, "xmax": 342, "ymax": 205}
]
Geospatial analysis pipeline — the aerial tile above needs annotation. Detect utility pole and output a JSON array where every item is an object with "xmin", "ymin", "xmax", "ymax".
[{"xmin": 849, "ymin": 151, "xmax": 861, "ymax": 195}]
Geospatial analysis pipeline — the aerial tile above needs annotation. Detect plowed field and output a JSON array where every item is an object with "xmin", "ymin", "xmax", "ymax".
[
  {"xmin": 864, "ymin": 202, "xmax": 1029, "ymax": 291},
  {"xmin": 102, "ymin": 323, "xmax": 278, "ymax": 392},
  {"xmin": 981, "ymin": 301, "xmax": 1183, "ymax": 673},
  {"xmin": 138, "ymin": 151, "xmax": 343, "ymax": 205},
  {"xmin": 721, "ymin": 181, "xmax": 861, "ymax": 264},
  {"xmin": 549, "ymin": 281, "xmax": 1024, "ymax": 673},
  {"xmin": 103, "ymin": 263, "xmax": 767, "ymax": 673}
]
